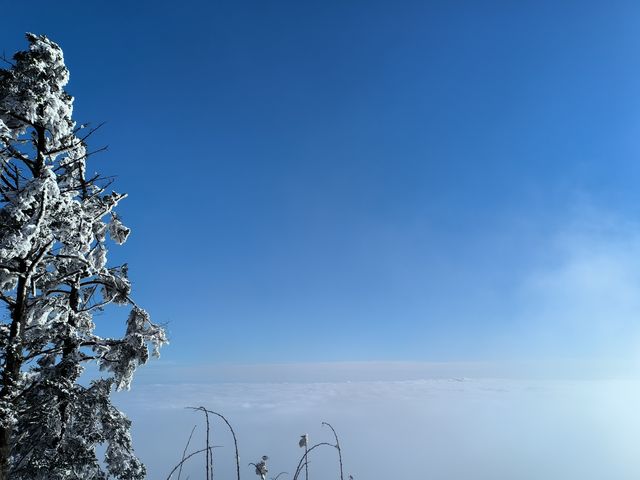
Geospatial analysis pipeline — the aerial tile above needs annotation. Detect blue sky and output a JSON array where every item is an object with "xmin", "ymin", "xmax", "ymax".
[{"xmin": 3, "ymin": 0, "xmax": 640, "ymax": 367}]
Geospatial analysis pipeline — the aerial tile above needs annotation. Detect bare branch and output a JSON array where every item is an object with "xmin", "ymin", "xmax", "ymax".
[
  {"xmin": 165, "ymin": 447, "xmax": 221, "ymax": 480},
  {"xmin": 177, "ymin": 425, "xmax": 197, "ymax": 480},
  {"xmin": 322, "ymin": 422, "xmax": 344, "ymax": 480}
]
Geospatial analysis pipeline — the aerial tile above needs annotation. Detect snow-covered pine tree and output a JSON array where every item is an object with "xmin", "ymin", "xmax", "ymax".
[{"xmin": 0, "ymin": 34, "xmax": 167, "ymax": 479}]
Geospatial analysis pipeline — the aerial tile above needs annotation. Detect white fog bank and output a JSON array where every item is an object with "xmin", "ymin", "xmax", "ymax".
[{"xmin": 116, "ymin": 376, "xmax": 640, "ymax": 480}]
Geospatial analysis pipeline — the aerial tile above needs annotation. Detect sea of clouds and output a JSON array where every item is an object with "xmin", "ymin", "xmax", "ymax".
[{"xmin": 114, "ymin": 363, "xmax": 640, "ymax": 480}]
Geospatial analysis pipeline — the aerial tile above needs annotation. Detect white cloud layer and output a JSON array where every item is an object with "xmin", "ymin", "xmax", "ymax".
[{"xmin": 117, "ymin": 376, "xmax": 640, "ymax": 480}]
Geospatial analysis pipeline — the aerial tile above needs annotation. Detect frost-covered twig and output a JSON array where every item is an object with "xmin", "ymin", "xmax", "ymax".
[
  {"xmin": 250, "ymin": 456, "xmax": 269, "ymax": 480},
  {"xmin": 298, "ymin": 434, "xmax": 308, "ymax": 480}
]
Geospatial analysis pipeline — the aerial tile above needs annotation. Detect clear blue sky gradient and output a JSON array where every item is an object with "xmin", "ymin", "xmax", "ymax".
[{"xmin": 3, "ymin": 1, "xmax": 640, "ymax": 365}]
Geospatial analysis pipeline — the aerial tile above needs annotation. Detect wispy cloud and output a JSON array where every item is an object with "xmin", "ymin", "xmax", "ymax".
[{"xmin": 511, "ymin": 208, "xmax": 640, "ymax": 363}]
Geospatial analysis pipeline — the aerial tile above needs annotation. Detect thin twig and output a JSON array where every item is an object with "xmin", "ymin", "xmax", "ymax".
[
  {"xmin": 0, "ymin": 51, "xmax": 15, "ymax": 67},
  {"xmin": 187, "ymin": 407, "xmax": 213, "ymax": 480},
  {"xmin": 292, "ymin": 443, "xmax": 334, "ymax": 480},
  {"xmin": 201, "ymin": 408, "xmax": 241, "ymax": 480},
  {"xmin": 177, "ymin": 425, "xmax": 197, "ymax": 480},
  {"xmin": 322, "ymin": 422, "xmax": 344, "ymax": 480},
  {"xmin": 165, "ymin": 446, "xmax": 220, "ymax": 480}
]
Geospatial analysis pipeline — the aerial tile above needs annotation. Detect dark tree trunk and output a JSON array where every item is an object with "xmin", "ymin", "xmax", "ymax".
[
  {"xmin": 58, "ymin": 283, "xmax": 80, "ymax": 445},
  {"xmin": 0, "ymin": 270, "xmax": 28, "ymax": 480},
  {"xmin": 0, "ymin": 123, "xmax": 46, "ymax": 479}
]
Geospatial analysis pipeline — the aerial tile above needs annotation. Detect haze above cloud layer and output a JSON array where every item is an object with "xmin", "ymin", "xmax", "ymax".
[{"xmin": 508, "ymin": 208, "xmax": 640, "ymax": 363}]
